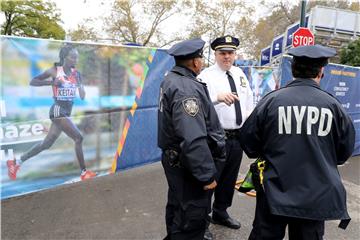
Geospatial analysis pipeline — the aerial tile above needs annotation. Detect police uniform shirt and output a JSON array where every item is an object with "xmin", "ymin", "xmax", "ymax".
[
  {"xmin": 239, "ymin": 78, "xmax": 355, "ymax": 221},
  {"xmin": 198, "ymin": 63, "xmax": 254, "ymax": 129}
]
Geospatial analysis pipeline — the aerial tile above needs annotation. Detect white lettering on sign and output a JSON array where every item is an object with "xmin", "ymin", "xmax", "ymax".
[
  {"xmin": 0, "ymin": 100, "xmax": 6, "ymax": 118},
  {"xmin": 339, "ymin": 82, "xmax": 346, "ymax": 87},
  {"xmin": 0, "ymin": 149, "xmax": 14, "ymax": 162},
  {"xmin": 333, "ymin": 81, "xmax": 349, "ymax": 97},
  {"xmin": 278, "ymin": 106, "xmax": 333, "ymax": 136},
  {"xmin": 292, "ymin": 28, "xmax": 315, "ymax": 47},
  {"xmin": 0, "ymin": 123, "xmax": 44, "ymax": 139},
  {"xmin": 342, "ymin": 103, "xmax": 350, "ymax": 109},
  {"xmin": 293, "ymin": 35, "xmax": 314, "ymax": 46}
]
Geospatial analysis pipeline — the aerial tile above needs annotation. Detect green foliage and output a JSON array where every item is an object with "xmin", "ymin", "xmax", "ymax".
[
  {"xmin": 340, "ymin": 39, "xmax": 360, "ymax": 66},
  {"xmin": 250, "ymin": 0, "xmax": 358, "ymax": 58},
  {"xmin": 1, "ymin": 0, "xmax": 65, "ymax": 40},
  {"xmin": 68, "ymin": 19, "xmax": 98, "ymax": 42}
]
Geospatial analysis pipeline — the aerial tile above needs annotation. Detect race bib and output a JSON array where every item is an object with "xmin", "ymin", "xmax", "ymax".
[{"xmin": 56, "ymin": 83, "xmax": 76, "ymax": 101}]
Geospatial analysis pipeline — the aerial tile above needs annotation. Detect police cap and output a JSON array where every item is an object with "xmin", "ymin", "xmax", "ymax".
[
  {"xmin": 288, "ymin": 44, "xmax": 336, "ymax": 67},
  {"xmin": 288, "ymin": 44, "xmax": 336, "ymax": 59},
  {"xmin": 167, "ymin": 38, "xmax": 205, "ymax": 59},
  {"xmin": 211, "ymin": 35, "xmax": 239, "ymax": 51}
]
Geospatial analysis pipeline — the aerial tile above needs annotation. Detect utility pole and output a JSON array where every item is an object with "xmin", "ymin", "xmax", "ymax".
[{"xmin": 300, "ymin": 0, "xmax": 307, "ymax": 27}]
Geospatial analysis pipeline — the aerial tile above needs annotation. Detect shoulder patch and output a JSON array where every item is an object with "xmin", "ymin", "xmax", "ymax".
[{"xmin": 182, "ymin": 98, "xmax": 199, "ymax": 116}]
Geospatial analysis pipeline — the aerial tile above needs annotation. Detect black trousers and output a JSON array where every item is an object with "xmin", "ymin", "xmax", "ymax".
[
  {"xmin": 213, "ymin": 137, "xmax": 243, "ymax": 216},
  {"xmin": 249, "ymin": 189, "xmax": 325, "ymax": 240},
  {"xmin": 162, "ymin": 157, "xmax": 210, "ymax": 240}
]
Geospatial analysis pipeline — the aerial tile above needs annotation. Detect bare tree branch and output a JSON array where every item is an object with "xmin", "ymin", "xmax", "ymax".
[{"xmin": 104, "ymin": 0, "xmax": 179, "ymax": 46}]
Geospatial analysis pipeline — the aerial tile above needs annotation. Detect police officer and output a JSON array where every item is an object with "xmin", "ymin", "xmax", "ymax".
[
  {"xmin": 158, "ymin": 38, "xmax": 226, "ymax": 240},
  {"xmin": 198, "ymin": 35, "xmax": 254, "ymax": 229},
  {"xmin": 239, "ymin": 44, "xmax": 355, "ymax": 240}
]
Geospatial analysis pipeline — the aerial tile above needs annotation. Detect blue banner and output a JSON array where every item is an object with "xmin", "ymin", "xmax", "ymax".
[
  {"xmin": 286, "ymin": 23, "xmax": 300, "ymax": 47},
  {"xmin": 280, "ymin": 56, "xmax": 360, "ymax": 156},
  {"xmin": 260, "ymin": 47, "xmax": 271, "ymax": 66},
  {"xmin": 271, "ymin": 35, "xmax": 284, "ymax": 58},
  {"xmin": 0, "ymin": 36, "xmax": 172, "ymax": 199}
]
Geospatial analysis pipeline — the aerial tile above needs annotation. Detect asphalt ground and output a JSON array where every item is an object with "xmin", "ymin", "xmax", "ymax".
[{"xmin": 1, "ymin": 155, "xmax": 359, "ymax": 240}]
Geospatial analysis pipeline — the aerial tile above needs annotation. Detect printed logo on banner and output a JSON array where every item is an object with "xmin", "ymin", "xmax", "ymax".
[
  {"xmin": 0, "ymin": 149, "xmax": 14, "ymax": 162},
  {"xmin": 260, "ymin": 47, "xmax": 271, "ymax": 66},
  {"xmin": 262, "ymin": 54, "xmax": 269, "ymax": 61},
  {"xmin": 0, "ymin": 100, "xmax": 6, "ymax": 118},
  {"xmin": 286, "ymin": 24, "xmax": 300, "ymax": 47},
  {"xmin": 271, "ymin": 35, "xmax": 284, "ymax": 58}
]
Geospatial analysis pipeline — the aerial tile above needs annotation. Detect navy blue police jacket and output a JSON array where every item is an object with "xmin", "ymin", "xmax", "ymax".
[
  {"xmin": 240, "ymin": 78, "xmax": 355, "ymax": 221},
  {"xmin": 158, "ymin": 66, "xmax": 226, "ymax": 185}
]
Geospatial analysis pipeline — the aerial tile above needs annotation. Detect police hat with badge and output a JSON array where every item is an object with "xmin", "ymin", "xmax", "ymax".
[
  {"xmin": 288, "ymin": 44, "xmax": 336, "ymax": 67},
  {"xmin": 211, "ymin": 35, "xmax": 240, "ymax": 51},
  {"xmin": 167, "ymin": 38, "xmax": 205, "ymax": 60}
]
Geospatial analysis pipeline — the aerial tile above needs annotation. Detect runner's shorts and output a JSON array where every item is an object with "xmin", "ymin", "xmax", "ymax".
[{"xmin": 49, "ymin": 101, "xmax": 73, "ymax": 120}]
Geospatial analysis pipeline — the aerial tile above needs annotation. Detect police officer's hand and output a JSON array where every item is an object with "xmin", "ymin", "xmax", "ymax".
[
  {"xmin": 217, "ymin": 92, "xmax": 240, "ymax": 106},
  {"xmin": 203, "ymin": 180, "xmax": 217, "ymax": 190}
]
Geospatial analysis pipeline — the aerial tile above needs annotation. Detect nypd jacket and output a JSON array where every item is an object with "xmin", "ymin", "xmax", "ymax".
[
  {"xmin": 158, "ymin": 66, "xmax": 226, "ymax": 185},
  {"xmin": 239, "ymin": 78, "xmax": 355, "ymax": 221}
]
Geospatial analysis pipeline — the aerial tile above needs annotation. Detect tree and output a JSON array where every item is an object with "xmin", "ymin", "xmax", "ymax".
[
  {"xmin": 1, "ymin": 0, "xmax": 65, "ymax": 40},
  {"xmin": 182, "ymin": 0, "xmax": 255, "ymax": 60},
  {"xmin": 340, "ymin": 39, "xmax": 360, "ymax": 66},
  {"xmin": 248, "ymin": 0, "xmax": 359, "ymax": 59},
  {"xmin": 104, "ymin": 0, "xmax": 182, "ymax": 47},
  {"xmin": 68, "ymin": 18, "xmax": 99, "ymax": 42}
]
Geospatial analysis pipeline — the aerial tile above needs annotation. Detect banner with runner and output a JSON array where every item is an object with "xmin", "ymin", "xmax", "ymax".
[{"xmin": 0, "ymin": 36, "xmax": 173, "ymax": 199}]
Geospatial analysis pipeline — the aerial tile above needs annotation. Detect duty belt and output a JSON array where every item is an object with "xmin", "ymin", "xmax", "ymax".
[
  {"xmin": 224, "ymin": 129, "xmax": 240, "ymax": 139},
  {"xmin": 163, "ymin": 149, "xmax": 181, "ymax": 168}
]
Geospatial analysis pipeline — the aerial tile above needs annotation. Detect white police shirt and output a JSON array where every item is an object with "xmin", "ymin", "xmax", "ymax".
[{"xmin": 198, "ymin": 63, "xmax": 254, "ymax": 129}]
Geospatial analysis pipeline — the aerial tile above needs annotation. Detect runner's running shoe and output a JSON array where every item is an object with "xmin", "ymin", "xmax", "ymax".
[
  {"xmin": 7, "ymin": 159, "xmax": 20, "ymax": 180},
  {"xmin": 80, "ymin": 170, "xmax": 97, "ymax": 181}
]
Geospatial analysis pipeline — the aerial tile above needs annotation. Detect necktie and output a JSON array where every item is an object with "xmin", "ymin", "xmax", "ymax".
[{"xmin": 226, "ymin": 71, "xmax": 242, "ymax": 125}]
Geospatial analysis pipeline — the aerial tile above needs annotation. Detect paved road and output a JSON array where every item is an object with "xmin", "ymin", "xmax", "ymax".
[{"xmin": 1, "ymin": 156, "xmax": 359, "ymax": 240}]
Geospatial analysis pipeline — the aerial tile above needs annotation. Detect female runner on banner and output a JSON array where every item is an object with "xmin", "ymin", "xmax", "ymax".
[{"xmin": 7, "ymin": 44, "xmax": 96, "ymax": 181}]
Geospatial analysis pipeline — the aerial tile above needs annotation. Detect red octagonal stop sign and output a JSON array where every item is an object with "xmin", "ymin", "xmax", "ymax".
[{"xmin": 292, "ymin": 27, "xmax": 315, "ymax": 48}]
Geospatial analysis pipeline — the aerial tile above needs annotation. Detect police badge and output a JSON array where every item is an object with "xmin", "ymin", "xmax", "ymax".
[
  {"xmin": 240, "ymin": 76, "xmax": 247, "ymax": 87},
  {"xmin": 182, "ymin": 98, "xmax": 199, "ymax": 117},
  {"xmin": 225, "ymin": 36, "xmax": 232, "ymax": 43}
]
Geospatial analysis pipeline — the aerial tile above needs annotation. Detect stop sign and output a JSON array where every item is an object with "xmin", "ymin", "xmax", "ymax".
[{"xmin": 292, "ymin": 27, "xmax": 315, "ymax": 48}]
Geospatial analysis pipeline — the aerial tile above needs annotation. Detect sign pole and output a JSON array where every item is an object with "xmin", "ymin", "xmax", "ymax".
[{"xmin": 300, "ymin": 0, "xmax": 307, "ymax": 27}]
